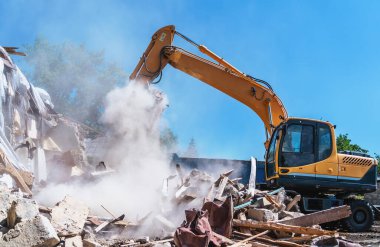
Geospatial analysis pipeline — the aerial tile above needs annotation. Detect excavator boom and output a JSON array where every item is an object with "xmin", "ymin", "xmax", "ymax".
[{"xmin": 130, "ymin": 25, "xmax": 288, "ymax": 142}]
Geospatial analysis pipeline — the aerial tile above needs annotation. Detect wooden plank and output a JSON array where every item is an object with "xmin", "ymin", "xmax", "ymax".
[
  {"xmin": 205, "ymin": 183, "xmax": 215, "ymax": 202},
  {"xmin": 278, "ymin": 235, "xmax": 316, "ymax": 244},
  {"xmin": 255, "ymin": 237, "xmax": 304, "ymax": 247},
  {"xmin": 229, "ymin": 230, "xmax": 269, "ymax": 247},
  {"xmin": 214, "ymin": 170, "xmax": 234, "ymax": 185},
  {"xmin": 285, "ymin": 195, "xmax": 301, "ymax": 211},
  {"xmin": 233, "ymin": 219, "xmax": 336, "ymax": 236},
  {"xmin": 215, "ymin": 176, "xmax": 229, "ymax": 201},
  {"xmin": 238, "ymin": 212, "xmax": 252, "ymax": 234},
  {"xmin": 279, "ymin": 205, "xmax": 351, "ymax": 227},
  {"xmin": 113, "ymin": 220, "xmax": 138, "ymax": 227},
  {"xmin": 234, "ymin": 230, "xmax": 304, "ymax": 246},
  {"xmin": 264, "ymin": 195, "xmax": 281, "ymax": 209},
  {"xmin": 0, "ymin": 150, "xmax": 32, "ymax": 195}
]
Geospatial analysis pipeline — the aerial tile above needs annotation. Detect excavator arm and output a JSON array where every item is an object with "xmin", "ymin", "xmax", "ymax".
[{"xmin": 130, "ymin": 25, "xmax": 288, "ymax": 144}]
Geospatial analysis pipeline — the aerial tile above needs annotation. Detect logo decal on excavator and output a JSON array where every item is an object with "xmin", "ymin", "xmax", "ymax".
[{"xmin": 159, "ymin": 33, "xmax": 167, "ymax": 42}]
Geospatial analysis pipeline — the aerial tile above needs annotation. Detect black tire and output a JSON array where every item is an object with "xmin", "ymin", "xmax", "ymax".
[{"xmin": 342, "ymin": 200, "xmax": 374, "ymax": 232}]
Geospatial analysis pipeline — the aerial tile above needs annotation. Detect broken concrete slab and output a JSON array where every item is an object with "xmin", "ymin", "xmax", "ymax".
[
  {"xmin": 51, "ymin": 196, "xmax": 89, "ymax": 236},
  {"xmin": 0, "ymin": 186, "xmax": 39, "ymax": 224},
  {"xmin": 0, "ymin": 187, "xmax": 12, "ymax": 222},
  {"xmin": 65, "ymin": 236, "xmax": 83, "ymax": 247},
  {"xmin": 247, "ymin": 208, "xmax": 278, "ymax": 222},
  {"xmin": 0, "ymin": 214, "xmax": 60, "ymax": 247},
  {"xmin": 14, "ymin": 197, "xmax": 39, "ymax": 221}
]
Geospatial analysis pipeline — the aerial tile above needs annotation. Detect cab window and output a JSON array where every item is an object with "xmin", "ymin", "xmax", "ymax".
[
  {"xmin": 267, "ymin": 130, "xmax": 278, "ymax": 164},
  {"xmin": 266, "ymin": 128, "xmax": 279, "ymax": 178},
  {"xmin": 280, "ymin": 124, "xmax": 315, "ymax": 167},
  {"xmin": 318, "ymin": 124, "xmax": 332, "ymax": 161}
]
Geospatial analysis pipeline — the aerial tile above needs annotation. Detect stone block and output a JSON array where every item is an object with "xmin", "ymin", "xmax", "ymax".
[{"xmin": 247, "ymin": 208, "xmax": 278, "ymax": 222}]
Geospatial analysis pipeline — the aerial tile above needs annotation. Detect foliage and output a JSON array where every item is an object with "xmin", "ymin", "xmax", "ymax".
[
  {"xmin": 375, "ymin": 153, "xmax": 380, "ymax": 171},
  {"xmin": 160, "ymin": 127, "xmax": 178, "ymax": 152},
  {"xmin": 375, "ymin": 153, "xmax": 380, "ymax": 163},
  {"xmin": 183, "ymin": 138, "xmax": 198, "ymax": 158},
  {"xmin": 337, "ymin": 134, "xmax": 379, "ymax": 172},
  {"xmin": 336, "ymin": 134, "xmax": 368, "ymax": 153},
  {"xmin": 24, "ymin": 38, "xmax": 127, "ymax": 129}
]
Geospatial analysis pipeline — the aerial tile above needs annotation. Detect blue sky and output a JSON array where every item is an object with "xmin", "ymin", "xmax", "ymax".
[{"xmin": 1, "ymin": 0, "xmax": 379, "ymax": 160}]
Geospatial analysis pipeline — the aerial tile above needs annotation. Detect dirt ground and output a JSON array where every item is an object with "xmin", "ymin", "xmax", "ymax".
[{"xmin": 341, "ymin": 220, "xmax": 380, "ymax": 246}]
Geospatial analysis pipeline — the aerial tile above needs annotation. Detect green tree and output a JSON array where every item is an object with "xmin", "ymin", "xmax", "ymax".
[
  {"xmin": 24, "ymin": 38, "xmax": 127, "ymax": 129},
  {"xmin": 184, "ymin": 138, "xmax": 198, "ymax": 158},
  {"xmin": 337, "ymin": 134, "xmax": 380, "ymax": 172},
  {"xmin": 336, "ymin": 134, "xmax": 368, "ymax": 153},
  {"xmin": 160, "ymin": 127, "xmax": 178, "ymax": 152},
  {"xmin": 375, "ymin": 153, "xmax": 380, "ymax": 171}
]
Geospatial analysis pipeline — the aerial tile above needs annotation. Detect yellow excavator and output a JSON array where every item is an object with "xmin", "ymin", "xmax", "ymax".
[{"xmin": 130, "ymin": 25, "xmax": 378, "ymax": 232}]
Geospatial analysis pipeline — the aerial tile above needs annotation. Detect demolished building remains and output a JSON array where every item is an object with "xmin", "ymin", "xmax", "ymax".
[
  {"xmin": 0, "ymin": 46, "xmax": 88, "ymax": 193},
  {"xmin": 0, "ymin": 46, "xmax": 377, "ymax": 247}
]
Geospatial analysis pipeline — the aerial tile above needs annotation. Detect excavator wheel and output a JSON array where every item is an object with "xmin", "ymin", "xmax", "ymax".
[{"xmin": 342, "ymin": 200, "xmax": 374, "ymax": 232}]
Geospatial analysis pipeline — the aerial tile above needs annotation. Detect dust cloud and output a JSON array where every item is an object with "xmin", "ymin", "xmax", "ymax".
[{"xmin": 36, "ymin": 81, "xmax": 173, "ymax": 224}]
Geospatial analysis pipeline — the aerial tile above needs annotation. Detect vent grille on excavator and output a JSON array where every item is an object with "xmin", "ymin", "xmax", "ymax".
[{"xmin": 342, "ymin": 156, "xmax": 373, "ymax": 166}]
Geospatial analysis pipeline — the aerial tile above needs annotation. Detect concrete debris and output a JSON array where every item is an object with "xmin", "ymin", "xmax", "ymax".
[
  {"xmin": 0, "ymin": 185, "xmax": 39, "ymax": 224},
  {"xmin": 51, "ymin": 196, "xmax": 89, "ymax": 236},
  {"xmin": 0, "ymin": 165, "xmax": 361, "ymax": 247},
  {"xmin": 0, "ymin": 215, "xmax": 60, "ymax": 247},
  {"xmin": 65, "ymin": 235, "xmax": 83, "ymax": 247},
  {"xmin": 247, "ymin": 207, "xmax": 278, "ymax": 222}
]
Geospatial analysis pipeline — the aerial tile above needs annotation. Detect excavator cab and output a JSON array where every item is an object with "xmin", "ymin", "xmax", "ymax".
[
  {"xmin": 265, "ymin": 119, "xmax": 335, "ymax": 181},
  {"xmin": 265, "ymin": 118, "xmax": 377, "ymax": 195}
]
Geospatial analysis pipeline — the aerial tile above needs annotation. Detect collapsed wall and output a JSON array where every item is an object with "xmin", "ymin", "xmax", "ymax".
[{"xmin": 0, "ymin": 46, "xmax": 88, "ymax": 192}]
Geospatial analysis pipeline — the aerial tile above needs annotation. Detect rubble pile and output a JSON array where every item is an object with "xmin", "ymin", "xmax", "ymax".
[
  {"xmin": 171, "ymin": 169, "xmax": 361, "ymax": 247},
  {"xmin": 0, "ymin": 167, "xmax": 363, "ymax": 247}
]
